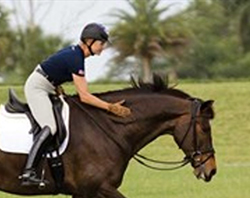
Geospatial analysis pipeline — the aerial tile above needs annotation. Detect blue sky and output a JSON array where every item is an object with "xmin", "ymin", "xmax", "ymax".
[{"xmin": 0, "ymin": 0, "xmax": 189, "ymax": 81}]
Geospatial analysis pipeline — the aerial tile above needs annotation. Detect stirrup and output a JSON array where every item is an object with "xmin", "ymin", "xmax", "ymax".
[
  {"xmin": 21, "ymin": 175, "xmax": 49, "ymax": 187},
  {"xmin": 21, "ymin": 179, "xmax": 49, "ymax": 188},
  {"xmin": 19, "ymin": 169, "xmax": 48, "ymax": 187}
]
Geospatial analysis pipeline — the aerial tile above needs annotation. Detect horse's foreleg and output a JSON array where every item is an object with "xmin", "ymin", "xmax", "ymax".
[
  {"xmin": 72, "ymin": 184, "xmax": 126, "ymax": 198},
  {"xmin": 97, "ymin": 185, "xmax": 127, "ymax": 198},
  {"xmin": 72, "ymin": 195, "xmax": 86, "ymax": 198}
]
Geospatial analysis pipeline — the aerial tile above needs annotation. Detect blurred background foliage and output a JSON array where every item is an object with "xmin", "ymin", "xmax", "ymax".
[{"xmin": 1, "ymin": 0, "xmax": 250, "ymax": 83}]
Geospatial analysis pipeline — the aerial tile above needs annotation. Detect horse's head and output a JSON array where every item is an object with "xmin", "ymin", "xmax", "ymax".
[{"xmin": 173, "ymin": 99, "xmax": 216, "ymax": 182}]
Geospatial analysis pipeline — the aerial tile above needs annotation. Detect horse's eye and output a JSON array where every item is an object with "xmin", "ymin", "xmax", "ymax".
[
  {"xmin": 199, "ymin": 118, "xmax": 211, "ymax": 133},
  {"xmin": 201, "ymin": 122, "xmax": 211, "ymax": 133}
]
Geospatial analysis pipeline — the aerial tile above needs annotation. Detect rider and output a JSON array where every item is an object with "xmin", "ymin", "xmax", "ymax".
[{"xmin": 19, "ymin": 23, "xmax": 131, "ymax": 185}]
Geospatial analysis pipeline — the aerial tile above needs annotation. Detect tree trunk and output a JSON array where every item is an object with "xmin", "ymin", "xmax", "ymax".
[
  {"xmin": 142, "ymin": 57, "xmax": 151, "ymax": 82},
  {"xmin": 240, "ymin": 3, "xmax": 250, "ymax": 53},
  {"xmin": 28, "ymin": 0, "xmax": 36, "ymax": 31}
]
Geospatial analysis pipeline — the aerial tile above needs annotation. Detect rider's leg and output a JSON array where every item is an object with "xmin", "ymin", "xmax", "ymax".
[
  {"xmin": 20, "ymin": 126, "xmax": 53, "ymax": 185},
  {"xmin": 20, "ymin": 67, "xmax": 57, "ymax": 185},
  {"xmin": 24, "ymin": 67, "xmax": 57, "ymax": 135}
]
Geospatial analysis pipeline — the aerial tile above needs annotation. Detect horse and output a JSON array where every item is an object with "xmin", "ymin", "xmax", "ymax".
[{"xmin": 0, "ymin": 75, "xmax": 216, "ymax": 198}]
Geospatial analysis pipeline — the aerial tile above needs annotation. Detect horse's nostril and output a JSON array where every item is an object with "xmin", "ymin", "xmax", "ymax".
[
  {"xmin": 204, "ymin": 168, "xmax": 217, "ymax": 182},
  {"xmin": 210, "ymin": 168, "xmax": 217, "ymax": 176}
]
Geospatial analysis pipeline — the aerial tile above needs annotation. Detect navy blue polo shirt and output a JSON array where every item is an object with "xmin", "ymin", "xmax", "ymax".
[{"xmin": 40, "ymin": 45, "xmax": 85, "ymax": 86}]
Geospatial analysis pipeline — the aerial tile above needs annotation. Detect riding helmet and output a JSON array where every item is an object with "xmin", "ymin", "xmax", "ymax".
[{"xmin": 80, "ymin": 23, "xmax": 109, "ymax": 42}]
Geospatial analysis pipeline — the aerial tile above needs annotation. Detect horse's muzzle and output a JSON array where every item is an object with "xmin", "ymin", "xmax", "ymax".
[
  {"xmin": 193, "ymin": 154, "xmax": 217, "ymax": 182},
  {"xmin": 194, "ymin": 166, "xmax": 217, "ymax": 182}
]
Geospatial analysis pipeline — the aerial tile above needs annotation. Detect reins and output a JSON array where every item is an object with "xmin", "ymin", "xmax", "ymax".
[
  {"xmin": 132, "ymin": 99, "xmax": 214, "ymax": 171},
  {"xmin": 133, "ymin": 153, "xmax": 190, "ymax": 170}
]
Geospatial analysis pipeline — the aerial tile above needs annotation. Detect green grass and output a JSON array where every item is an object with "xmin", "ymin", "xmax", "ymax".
[{"xmin": 0, "ymin": 81, "xmax": 250, "ymax": 198}]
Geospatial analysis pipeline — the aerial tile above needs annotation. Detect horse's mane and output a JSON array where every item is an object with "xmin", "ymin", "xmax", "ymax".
[
  {"xmin": 69, "ymin": 74, "xmax": 191, "ymax": 101},
  {"xmin": 94, "ymin": 74, "xmax": 191, "ymax": 99}
]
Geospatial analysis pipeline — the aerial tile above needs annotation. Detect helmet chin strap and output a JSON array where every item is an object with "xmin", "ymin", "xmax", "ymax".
[{"xmin": 83, "ymin": 39, "xmax": 96, "ymax": 56}]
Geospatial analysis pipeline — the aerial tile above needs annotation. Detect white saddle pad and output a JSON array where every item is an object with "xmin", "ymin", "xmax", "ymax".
[{"xmin": 0, "ymin": 96, "xmax": 70, "ymax": 156}]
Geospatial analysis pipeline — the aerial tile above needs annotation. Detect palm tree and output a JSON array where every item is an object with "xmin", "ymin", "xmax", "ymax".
[
  {"xmin": 109, "ymin": 0, "xmax": 187, "ymax": 82},
  {"xmin": 217, "ymin": 0, "xmax": 250, "ymax": 52},
  {"xmin": 239, "ymin": 2, "xmax": 250, "ymax": 53}
]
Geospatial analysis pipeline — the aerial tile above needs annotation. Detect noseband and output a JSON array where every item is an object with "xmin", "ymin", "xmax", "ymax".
[{"xmin": 134, "ymin": 99, "xmax": 215, "ymax": 170}]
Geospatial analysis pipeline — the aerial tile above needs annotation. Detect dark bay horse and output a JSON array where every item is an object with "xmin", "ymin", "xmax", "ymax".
[{"xmin": 0, "ymin": 75, "xmax": 216, "ymax": 197}]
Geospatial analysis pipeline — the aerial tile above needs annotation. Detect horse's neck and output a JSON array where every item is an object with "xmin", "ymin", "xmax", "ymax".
[
  {"xmin": 96, "ymin": 92, "xmax": 190, "ymax": 155},
  {"xmin": 123, "ymin": 96, "xmax": 190, "ymax": 154},
  {"xmin": 126, "ymin": 116, "xmax": 174, "ymax": 154}
]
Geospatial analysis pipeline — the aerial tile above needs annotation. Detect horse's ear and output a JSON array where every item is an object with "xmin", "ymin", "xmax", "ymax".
[
  {"xmin": 200, "ymin": 100, "xmax": 214, "ymax": 119},
  {"xmin": 152, "ymin": 73, "xmax": 166, "ymax": 91}
]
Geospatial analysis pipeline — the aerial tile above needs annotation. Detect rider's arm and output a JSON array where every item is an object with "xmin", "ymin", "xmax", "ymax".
[{"xmin": 72, "ymin": 73, "xmax": 110, "ymax": 110}]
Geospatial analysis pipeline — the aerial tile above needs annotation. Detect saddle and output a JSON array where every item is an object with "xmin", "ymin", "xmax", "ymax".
[
  {"xmin": 4, "ymin": 89, "xmax": 66, "ymax": 189},
  {"xmin": 5, "ymin": 89, "xmax": 66, "ymax": 151}
]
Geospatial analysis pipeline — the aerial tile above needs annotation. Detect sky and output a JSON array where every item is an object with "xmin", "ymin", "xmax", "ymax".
[{"xmin": 0, "ymin": 0, "xmax": 189, "ymax": 81}]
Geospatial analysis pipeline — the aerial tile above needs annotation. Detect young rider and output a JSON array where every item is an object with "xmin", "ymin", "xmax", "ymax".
[{"xmin": 19, "ymin": 23, "xmax": 131, "ymax": 185}]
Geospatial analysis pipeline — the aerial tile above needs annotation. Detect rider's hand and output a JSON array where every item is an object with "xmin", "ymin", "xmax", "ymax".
[{"xmin": 108, "ymin": 100, "xmax": 131, "ymax": 117}]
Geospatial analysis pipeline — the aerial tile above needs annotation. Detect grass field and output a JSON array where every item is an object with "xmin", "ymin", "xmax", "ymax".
[{"xmin": 0, "ymin": 81, "xmax": 250, "ymax": 198}]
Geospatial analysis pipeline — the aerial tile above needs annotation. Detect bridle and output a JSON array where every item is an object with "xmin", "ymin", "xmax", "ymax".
[
  {"xmin": 133, "ymin": 99, "xmax": 215, "ymax": 170},
  {"xmin": 69, "ymin": 95, "xmax": 214, "ymax": 171},
  {"xmin": 180, "ymin": 99, "xmax": 214, "ymax": 168}
]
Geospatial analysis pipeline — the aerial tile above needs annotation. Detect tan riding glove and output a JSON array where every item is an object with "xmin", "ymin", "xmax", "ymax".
[{"xmin": 108, "ymin": 100, "xmax": 131, "ymax": 117}]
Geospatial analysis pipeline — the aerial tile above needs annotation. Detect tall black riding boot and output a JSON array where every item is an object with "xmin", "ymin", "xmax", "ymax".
[{"xmin": 20, "ymin": 126, "xmax": 53, "ymax": 186}]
